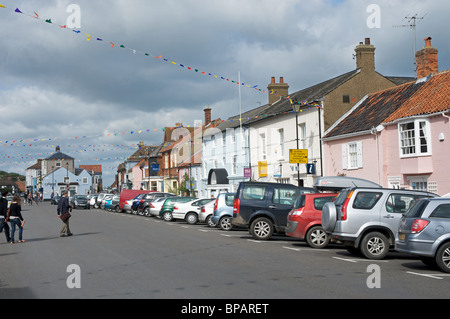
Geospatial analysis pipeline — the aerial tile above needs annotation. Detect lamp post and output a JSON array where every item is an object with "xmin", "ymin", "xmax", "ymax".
[{"xmin": 292, "ymin": 104, "xmax": 302, "ymax": 187}]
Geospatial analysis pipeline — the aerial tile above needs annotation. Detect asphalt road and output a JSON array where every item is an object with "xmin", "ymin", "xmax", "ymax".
[{"xmin": 1, "ymin": 201, "xmax": 449, "ymax": 300}]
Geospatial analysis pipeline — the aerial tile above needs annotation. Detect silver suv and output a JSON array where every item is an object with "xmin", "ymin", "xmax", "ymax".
[
  {"xmin": 322, "ymin": 187, "xmax": 437, "ymax": 260},
  {"xmin": 396, "ymin": 198, "xmax": 450, "ymax": 273}
]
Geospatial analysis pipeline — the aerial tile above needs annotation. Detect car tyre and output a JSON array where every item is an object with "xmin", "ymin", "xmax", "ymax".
[
  {"xmin": 360, "ymin": 231, "xmax": 389, "ymax": 260},
  {"xmin": 206, "ymin": 215, "xmax": 215, "ymax": 227},
  {"xmin": 186, "ymin": 212, "xmax": 198, "ymax": 225},
  {"xmin": 306, "ymin": 226, "xmax": 330, "ymax": 249},
  {"xmin": 115, "ymin": 206, "xmax": 121, "ymax": 213},
  {"xmin": 219, "ymin": 216, "xmax": 233, "ymax": 231},
  {"xmin": 144, "ymin": 207, "xmax": 151, "ymax": 217},
  {"xmin": 163, "ymin": 211, "xmax": 173, "ymax": 222},
  {"xmin": 250, "ymin": 217, "xmax": 274, "ymax": 241},
  {"xmin": 435, "ymin": 242, "xmax": 450, "ymax": 273}
]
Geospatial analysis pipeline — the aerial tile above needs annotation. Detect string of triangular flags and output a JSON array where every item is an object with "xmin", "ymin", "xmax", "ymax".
[{"xmin": 0, "ymin": 4, "xmax": 321, "ymax": 107}]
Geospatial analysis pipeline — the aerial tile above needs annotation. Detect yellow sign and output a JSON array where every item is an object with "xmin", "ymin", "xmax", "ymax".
[
  {"xmin": 289, "ymin": 149, "xmax": 308, "ymax": 164},
  {"xmin": 258, "ymin": 161, "xmax": 268, "ymax": 177}
]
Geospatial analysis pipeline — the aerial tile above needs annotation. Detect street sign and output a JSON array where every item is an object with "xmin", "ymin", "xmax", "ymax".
[
  {"xmin": 289, "ymin": 149, "xmax": 308, "ymax": 164},
  {"xmin": 306, "ymin": 163, "xmax": 316, "ymax": 175},
  {"xmin": 258, "ymin": 162, "xmax": 267, "ymax": 177}
]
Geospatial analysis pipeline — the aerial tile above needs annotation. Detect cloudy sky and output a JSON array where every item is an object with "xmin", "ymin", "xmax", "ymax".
[{"xmin": 0, "ymin": 0, "xmax": 449, "ymax": 187}]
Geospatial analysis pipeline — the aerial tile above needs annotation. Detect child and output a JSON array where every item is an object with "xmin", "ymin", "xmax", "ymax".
[{"xmin": 7, "ymin": 195, "xmax": 25, "ymax": 243}]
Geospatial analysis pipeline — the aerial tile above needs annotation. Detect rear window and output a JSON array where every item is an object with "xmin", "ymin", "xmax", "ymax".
[
  {"xmin": 225, "ymin": 194, "xmax": 235, "ymax": 206},
  {"xmin": 404, "ymin": 199, "xmax": 430, "ymax": 218},
  {"xmin": 334, "ymin": 189, "xmax": 352, "ymax": 206},
  {"xmin": 242, "ymin": 185, "xmax": 267, "ymax": 201},
  {"xmin": 430, "ymin": 204, "xmax": 450, "ymax": 219},
  {"xmin": 314, "ymin": 196, "xmax": 335, "ymax": 210},
  {"xmin": 352, "ymin": 192, "xmax": 382, "ymax": 210}
]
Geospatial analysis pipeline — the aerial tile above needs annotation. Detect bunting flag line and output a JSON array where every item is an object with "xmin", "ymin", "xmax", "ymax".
[{"xmin": 0, "ymin": 4, "xmax": 323, "ymax": 106}]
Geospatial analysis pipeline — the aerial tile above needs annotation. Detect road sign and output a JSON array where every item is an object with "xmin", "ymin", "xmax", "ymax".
[
  {"xmin": 289, "ymin": 149, "xmax": 308, "ymax": 164},
  {"xmin": 306, "ymin": 163, "xmax": 316, "ymax": 175}
]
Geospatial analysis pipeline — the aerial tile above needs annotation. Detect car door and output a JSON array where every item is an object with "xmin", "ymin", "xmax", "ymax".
[{"xmin": 271, "ymin": 186, "xmax": 298, "ymax": 228}]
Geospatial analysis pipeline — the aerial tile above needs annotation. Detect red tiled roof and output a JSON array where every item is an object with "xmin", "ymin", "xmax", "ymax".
[{"xmin": 383, "ymin": 70, "xmax": 450, "ymax": 123}]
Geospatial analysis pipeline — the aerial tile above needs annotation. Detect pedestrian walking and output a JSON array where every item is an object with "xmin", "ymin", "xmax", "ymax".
[
  {"xmin": 57, "ymin": 191, "xmax": 73, "ymax": 237},
  {"xmin": 7, "ymin": 195, "xmax": 25, "ymax": 244},
  {"xmin": 0, "ymin": 191, "xmax": 11, "ymax": 243}
]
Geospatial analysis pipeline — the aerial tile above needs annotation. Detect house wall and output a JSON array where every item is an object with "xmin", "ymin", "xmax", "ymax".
[
  {"xmin": 383, "ymin": 115, "xmax": 450, "ymax": 196},
  {"xmin": 249, "ymin": 108, "xmax": 323, "ymax": 187},
  {"xmin": 324, "ymin": 133, "xmax": 381, "ymax": 185}
]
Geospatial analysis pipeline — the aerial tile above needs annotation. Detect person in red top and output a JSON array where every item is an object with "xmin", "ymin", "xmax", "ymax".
[{"xmin": 7, "ymin": 195, "xmax": 25, "ymax": 243}]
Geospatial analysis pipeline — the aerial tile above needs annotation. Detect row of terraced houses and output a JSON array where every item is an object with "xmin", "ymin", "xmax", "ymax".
[{"xmin": 115, "ymin": 37, "xmax": 450, "ymax": 198}]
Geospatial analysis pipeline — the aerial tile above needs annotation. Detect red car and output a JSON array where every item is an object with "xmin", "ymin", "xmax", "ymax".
[{"xmin": 286, "ymin": 193, "xmax": 337, "ymax": 249}]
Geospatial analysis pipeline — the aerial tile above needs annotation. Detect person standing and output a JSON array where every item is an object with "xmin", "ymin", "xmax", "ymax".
[
  {"xmin": 8, "ymin": 195, "xmax": 25, "ymax": 243},
  {"xmin": 57, "ymin": 191, "xmax": 73, "ymax": 237},
  {"xmin": 0, "ymin": 191, "xmax": 11, "ymax": 243}
]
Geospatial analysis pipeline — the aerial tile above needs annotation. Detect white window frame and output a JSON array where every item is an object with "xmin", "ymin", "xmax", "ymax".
[
  {"xmin": 342, "ymin": 141, "xmax": 363, "ymax": 170},
  {"xmin": 260, "ymin": 133, "xmax": 267, "ymax": 160},
  {"xmin": 278, "ymin": 128, "xmax": 285, "ymax": 157},
  {"xmin": 398, "ymin": 119, "xmax": 431, "ymax": 158},
  {"xmin": 408, "ymin": 175, "xmax": 429, "ymax": 192}
]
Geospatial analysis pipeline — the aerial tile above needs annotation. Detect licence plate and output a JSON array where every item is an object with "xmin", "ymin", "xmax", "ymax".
[{"xmin": 398, "ymin": 233, "xmax": 406, "ymax": 241}]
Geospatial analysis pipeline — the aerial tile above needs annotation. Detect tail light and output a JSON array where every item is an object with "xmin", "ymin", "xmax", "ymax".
[
  {"xmin": 233, "ymin": 198, "xmax": 241, "ymax": 215},
  {"xmin": 201, "ymin": 206, "xmax": 205, "ymax": 213},
  {"xmin": 340, "ymin": 191, "xmax": 354, "ymax": 221},
  {"xmin": 173, "ymin": 206, "xmax": 178, "ymax": 210},
  {"xmin": 290, "ymin": 207, "xmax": 304, "ymax": 217},
  {"xmin": 411, "ymin": 219, "xmax": 429, "ymax": 233},
  {"xmin": 140, "ymin": 199, "xmax": 145, "ymax": 203},
  {"xmin": 150, "ymin": 203, "xmax": 155, "ymax": 208},
  {"xmin": 214, "ymin": 198, "xmax": 219, "ymax": 212}
]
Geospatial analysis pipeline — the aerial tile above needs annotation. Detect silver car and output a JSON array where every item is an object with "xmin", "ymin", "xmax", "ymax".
[
  {"xmin": 211, "ymin": 193, "xmax": 235, "ymax": 231},
  {"xmin": 396, "ymin": 198, "xmax": 450, "ymax": 273},
  {"xmin": 322, "ymin": 187, "xmax": 437, "ymax": 260}
]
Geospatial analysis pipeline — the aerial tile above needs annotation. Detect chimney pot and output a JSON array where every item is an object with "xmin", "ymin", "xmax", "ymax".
[
  {"xmin": 365, "ymin": 38, "xmax": 371, "ymax": 45},
  {"xmin": 271, "ymin": 77, "xmax": 276, "ymax": 84},
  {"xmin": 280, "ymin": 77, "xmax": 284, "ymax": 84},
  {"xmin": 425, "ymin": 37, "xmax": 432, "ymax": 47}
]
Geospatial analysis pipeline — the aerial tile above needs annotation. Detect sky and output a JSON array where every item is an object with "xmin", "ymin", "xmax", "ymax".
[{"xmin": 0, "ymin": 0, "xmax": 449, "ymax": 187}]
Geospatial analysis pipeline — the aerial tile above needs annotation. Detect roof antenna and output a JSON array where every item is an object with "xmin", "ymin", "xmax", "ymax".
[{"xmin": 393, "ymin": 13, "xmax": 427, "ymax": 71}]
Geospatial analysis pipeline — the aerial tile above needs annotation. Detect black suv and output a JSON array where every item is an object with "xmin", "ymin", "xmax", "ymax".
[{"xmin": 231, "ymin": 182, "xmax": 315, "ymax": 240}]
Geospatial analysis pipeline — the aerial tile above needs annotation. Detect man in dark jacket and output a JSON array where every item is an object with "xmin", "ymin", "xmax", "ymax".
[
  {"xmin": 57, "ymin": 191, "xmax": 73, "ymax": 237},
  {"xmin": 0, "ymin": 191, "xmax": 11, "ymax": 243}
]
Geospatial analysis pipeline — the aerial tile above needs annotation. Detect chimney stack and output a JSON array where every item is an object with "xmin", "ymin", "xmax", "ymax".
[
  {"xmin": 354, "ymin": 38, "xmax": 375, "ymax": 73},
  {"xmin": 267, "ymin": 77, "xmax": 289, "ymax": 105},
  {"xmin": 204, "ymin": 107, "xmax": 212, "ymax": 126},
  {"xmin": 416, "ymin": 37, "xmax": 439, "ymax": 79}
]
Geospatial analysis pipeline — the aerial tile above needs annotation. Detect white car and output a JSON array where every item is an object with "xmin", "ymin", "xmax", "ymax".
[
  {"xmin": 148, "ymin": 197, "xmax": 169, "ymax": 217},
  {"xmin": 172, "ymin": 198, "xmax": 215, "ymax": 224},
  {"xmin": 199, "ymin": 200, "xmax": 216, "ymax": 227}
]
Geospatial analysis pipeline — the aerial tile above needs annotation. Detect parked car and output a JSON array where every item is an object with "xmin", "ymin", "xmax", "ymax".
[
  {"xmin": 286, "ymin": 193, "xmax": 337, "ymax": 248},
  {"xmin": 70, "ymin": 195, "xmax": 90, "ymax": 209},
  {"xmin": 231, "ymin": 182, "xmax": 315, "ymax": 240},
  {"xmin": 211, "ymin": 193, "xmax": 235, "ymax": 231},
  {"xmin": 95, "ymin": 193, "xmax": 107, "ymax": 209},
  {"xmin": 129, "ymin": 193, "xmax": 149, "ymax": 214},
  {"xmin": 88, "ymin": 195, "xmax": 98, "ymax": 209},
  {"xmin": 148, "ymin": 197, "xmax": 171, "ymax": 217},
  {"xmin": 160, "ymin": 197, "xmax": 197, "ymax": 221},
  {"xmin": 110, "ymin": 194, "xmax": 120, "ymax": 212},
  {"xmin": 199, "ymin": 200, "xmax": 216, "ymax": 226},
  {"xmin": 396, "ymin": 198, "xmax": 450, "ymax": 273},
  {"xmin": 322, "ymin": 187, "xmax": 438, "ymax": 260},
  {"xmin": 172, "ymin": 198, "xmax": 215, "ymax": 224},
  {"xmin": 101, "ymin": 194, "xmax": 114, "ymax": 210},
  {"xmin": 136, "ymin": 192, "xmax": 176, "ymax": 216},
  {"xmin": 123, "ymin": 193, "xmax": 148, "ymax": 213},
  {"xmin": 51, "ymin": 195, "xmax": 61, "ymax": 205},
  {"xmin": 119, "ymin": 189, "xmax": 155, "ymax": 212}
]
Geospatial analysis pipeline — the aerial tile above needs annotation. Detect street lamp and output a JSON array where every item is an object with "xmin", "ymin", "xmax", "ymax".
[{"xmin": 292, "ymin": 104, "xmax": 303, "ymax": 187}]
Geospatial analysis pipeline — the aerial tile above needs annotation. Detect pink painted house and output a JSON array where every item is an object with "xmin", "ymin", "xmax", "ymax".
[{"xmin": 323, "ymin": 38, "xmax": 450, "ymax": 196}]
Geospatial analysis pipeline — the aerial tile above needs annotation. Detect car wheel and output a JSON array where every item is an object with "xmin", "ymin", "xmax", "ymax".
[
  {"xmin": 219, "ymin": 216, "xmax": 233, "ymax": 231},
  {"xmin": 144, "ymin": 207, "xmax": 151, "ymax": 217},
  {"xmin": 186, "ymin": 213, "xmax": 198, "ymax": 225},
  {"xmin": 435, "ymin": 242, "xmax": 450, "ymax": 273},
  {"xmin": 250, "ymin": 217, "xmax": 274, "ymax": 241},
  {"xmin": 163, "ymin": 211, "xmax": 173, "ymax": 222},
  {"xmin": 360, "ymin": 232, "xmax": 389, "ymax": 260},
  {"xmin": 306, "ymin": 226, "xmax": 330, "ymax": 249},
  {"xmin": 206, "ymin": 215, "xmax": 215, "ymax": 227},
  {"xmin": 115, "ymin": 206, "xmax": 121, "ymax": 213}
]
